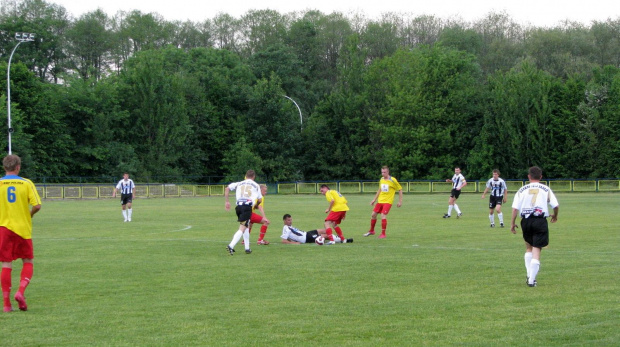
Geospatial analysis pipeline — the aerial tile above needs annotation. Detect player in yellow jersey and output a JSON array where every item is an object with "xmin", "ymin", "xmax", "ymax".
[
  {"xmin": 248, "ymin": 184, "xmax": 270, "ymax": 245},
  {"xmin": 0, "ymin": 155, "xmax": 42, "ymax": 312},
  {"xmin": 319, "ymin": 184, "xmax": 352, "ymax": 245},
  {"xmin": 365, "ymin": 166, "xmax": 403, "ymax": 239}
]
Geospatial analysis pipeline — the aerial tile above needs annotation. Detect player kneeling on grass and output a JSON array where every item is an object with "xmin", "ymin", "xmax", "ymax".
[{"xmin": 281, "ymin": 214, "xmax": 352, "ymax": 244}]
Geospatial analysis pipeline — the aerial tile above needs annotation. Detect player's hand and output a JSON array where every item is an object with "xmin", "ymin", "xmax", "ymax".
[
  {"xmin": 397, "ymin": 201, "xmax": 402, "ymax": 207},
  {"xmin": 510, "ymin": 224, "xmax": 518, "ymax": 234},
  {"xmin": 481, "ymin": 194, "xmax": 485, "ymax": 199},
  {"xmin": 325, "ymin": 209, "xmax": 329, "ymax": 213},
  {"xmin": 370, "ymin": 200, "xmax": 375, "ymax": 206},
  {"xmin": 225, "ymin": 201, "xmax": 231, "ymax": 211},
  {"xmin": 550, "ymin": 215, "xmax": 558, "ymax": 223}
]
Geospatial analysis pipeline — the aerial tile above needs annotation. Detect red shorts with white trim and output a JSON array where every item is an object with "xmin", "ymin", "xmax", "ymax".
[
  {"xmin": 373, "ymin": 203, "xmax": 393, "ymax": 215},
  {"xmin": 0, "ymin": 226, "xmax": 34, "ymax": 261},
  {"xmin": 325, "ymin": 211, "xmax": 347, "ymax": 225}
]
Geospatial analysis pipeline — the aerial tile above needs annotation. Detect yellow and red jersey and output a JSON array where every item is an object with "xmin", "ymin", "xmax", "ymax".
[
  {"xmin": 0, "ymin": 175, "xmax": 42, "ymax": 239},
  {"xmin": 325, "ymin": 190, "xmax": 349, "ymax": 212},
  {"xmin": 377, "ymin": 176, "xmax": 403, "ymax": 204}
]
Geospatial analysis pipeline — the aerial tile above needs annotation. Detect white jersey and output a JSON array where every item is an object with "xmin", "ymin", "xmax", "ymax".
[
  {"xmin": 115, "ymin": 179, "xmax": 135, "ymax": 195},
  {"xmin": 486, "ymin": 178, "xmax": 507, "ymax": 197},
  {"xmin": 227, "ymin": 179, "xmax": 262, "ymax": 206},
  {"xmin": 512, "ymin": 182, "xmax": 559, "ymax": 218},
  {"xmin": 451, "ymin": 174, "xmax": 466, "ymax": 189},
  {"xmin": 281, "ymin": 225, "xmax": 307, "ymax": 243}
]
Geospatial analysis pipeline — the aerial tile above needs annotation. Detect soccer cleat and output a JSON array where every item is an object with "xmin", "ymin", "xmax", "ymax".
[
  {"xmin": 364, "ymin": 231, "xmax": 375, "ymax": 237},
  {"xmin": 442, "ymin": 214, "xmax": 451, "ymax": 218},
  {"xmin": 257, "ymin": 240, "xmax": 270, "ymax": 245},
  {"xmin": 326, "ymin": 241, "xmax": 336, "ymax": 245},
  {"xmin": 457, "ymin": 213, "xmax": 463, "ymax": 218},
  {"xmin": 14, "ymin": 292, "xmax": 27, "ymax": 311},
  {"xmin": 378, "ymin": 234, "xmax": 386, "ymax": 239},
  {"xmin": 245, "ymin": 249, "xmax": 252, "ymax": 254},
  {"xmin": 528, "ymin": 280, "xmax": 537, "ymax": 287},
  {"xmin": 490, "ymin": 223, "xmax": 495, "ymax": 228},
  {"xmin": 124, "ymin": 219, "xmax": 128, "ymax": 222},
  {"xmin": 226, "ymin": 245, "xmax": 235, "ymax": 256},
  {"xmin": 500, "ymin": 223, "xmax": 504, "ymax": 228},
  {"xmin": 128, "ymin": 218, "xmax": 131, "ymax": 222},
  {"xmin": 343, "ymin": 238, "xmax": 354, "ymax": 243},
  {"xmin": 3, "ymin": 306, "xmax": 13, "ymax": 313}
]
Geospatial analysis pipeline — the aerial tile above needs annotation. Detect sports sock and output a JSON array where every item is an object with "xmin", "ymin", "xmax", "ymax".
[
  {"xmin": 454, "ymin": 204, "xmax": 461, "ymax": 214},
  {"xmin": 18, "ymin": 263, "xmax": 33, "ymax": 294},
  {"xmin": 498, "ymin": 212, "xmax": 504, "ymax": 224},
  {"xmin": 128, "ymin": 209, "xmax": 132, "ymax": 219},
  {"xmin": 258, "ymin": 225, "xmax": 267, "ymax": 241},
  {"xmin": 381, "ymin": 219, "xmax": 387, "ymax": 235},
  {"xmin": 122, "ymin": 210, "xmax": 127, "ymax": 220},
  {"xmin": 447, "ymin": 205, "xmax": 454, "ymax": 215},
  {"xmin": 524, "ymin": 252, "xmax": 533, "ymax": 279},
  {"xmin": 243, "ymin": 230, "xmax": 250, "ymax": 250},
  {"xmin": 369, "ymin": 219, "xmax": 377, "ymax": 232},
  {"xmin": 229, "ymin": 229, "xmax": 243, "ymax": 248},
  {"xmin": 325, "ymin": 228, "xmax": 335, "ymax": 241},
  {"xmin": 529, "ymin": 259, "xmax": 540, "ymax": 284},
  {"xmin": 333, "ymin": 236, "xmax": 342, "ymax": 243},
  {"xmin": 1, "ymin": 268, "xmax": 12, "ymax": 308},
  {"xmin": 489, "ymin": 214, "xmax": 495, "ymax": 224},
  {"xmin": 334, "ymin": 227, "xmax": 344, "ymax": 240}
]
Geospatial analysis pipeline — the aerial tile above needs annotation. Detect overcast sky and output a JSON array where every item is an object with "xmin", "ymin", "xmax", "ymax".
[{"xmin": 49, "ymin": 0, "xmax": 618, "ymax": 27}]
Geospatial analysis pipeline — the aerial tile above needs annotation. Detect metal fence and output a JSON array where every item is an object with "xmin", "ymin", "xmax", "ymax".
[{"xmin": 35, "ymin": 179, "xmax": 620, "ymax": 199}]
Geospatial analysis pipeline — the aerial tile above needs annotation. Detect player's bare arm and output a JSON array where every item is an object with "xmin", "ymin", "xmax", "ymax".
[
  {"xmin": 224, "ymin": 187, "xmax": 231, "ymax": 211},
  {"xmin": 282, "ymin": 239, "xmax": 300, "ymax": 244},
  {"xmin": 397, "ymin": 190, "xmax": 403, "ymax": 207},
  {"xmin": 510, "ymin": 208, "xmax": 519, "ymax": 234},
  {"xmin": 550, "ymin": 206, "xmax": 559, "ymax": 223}
]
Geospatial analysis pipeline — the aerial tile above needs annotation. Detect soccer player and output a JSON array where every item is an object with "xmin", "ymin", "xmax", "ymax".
[
  {"xmin": 112, "ymin": 172, "xmax": 136, "ymax": 222},
  {"xmin": 365, "ymin": 166, "xmax": 403, "ymax": 238},
  {"xmin": 248, "ymin": 184, "xmax": 270, "ymax": 245},
  {"xmin": 319, "ymin": 184, "xmax": 352, "ymax": 245},
  {"xmin": 224, "ymin": 170, "xmax": 263, "ymax": 255},
  {"xmin": 281, "ymin": 214, "xmax": 351, "ymax": 244},
  {"xmin": 0, "ymin": 155, "xmax": 42, "ymax": 312},
  {"xmin": 443, "ymin": 167, "xmax": 467, "ymax": 218},
  {"xmin": 510, "ymin": 166, "xmax": 559, "ymax": 287},
  {"xmin": 481, "ymin": 169, "xmax": 508, "ymax": 227}
]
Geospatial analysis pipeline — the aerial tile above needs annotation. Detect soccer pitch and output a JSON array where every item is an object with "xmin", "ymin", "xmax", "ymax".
[{"xmin": 1, "ymin": 193, "xmax": 618, "ymax": 346}]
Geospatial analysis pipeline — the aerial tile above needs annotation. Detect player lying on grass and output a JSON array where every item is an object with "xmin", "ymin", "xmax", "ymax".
[{"xmin": 281, "ymin": 214, "xmax": 353, "ymax": 244}]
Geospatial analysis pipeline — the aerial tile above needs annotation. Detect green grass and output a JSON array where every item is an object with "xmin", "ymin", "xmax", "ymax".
[{"xmin": 1, "ymin": 193, "xmax": 618, "ymax": 346}]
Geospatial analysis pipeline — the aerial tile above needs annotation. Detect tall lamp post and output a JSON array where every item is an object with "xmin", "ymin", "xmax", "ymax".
[
  {"xmin": 282, "ymin": 95, "xmax": 303, "ymax": 131},
  {"xmin": 7, "ymin": 32, "xmax": 35, "ymax": 154}
]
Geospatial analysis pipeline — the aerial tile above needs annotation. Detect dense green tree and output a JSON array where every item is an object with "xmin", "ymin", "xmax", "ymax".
[{"xmin": 65, "ymin": 10, "xmax": 113, "ymax": 80}]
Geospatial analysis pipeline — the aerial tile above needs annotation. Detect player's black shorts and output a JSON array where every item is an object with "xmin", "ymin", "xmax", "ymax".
[
  {"xmin": 489, "ymin": 195, "xmax": 504, "ymax": 209},
  {"xmin": 450, "ymin": 189, "xmax": 461, "ymax": 199},
  {"xmin": 120, "ymin": 194, "xmax": 133, "ymax": 205},
  {"xmin": 305, "ymin": 230, "xmax": 320, "ymax": 243},
  {"xmin": 521, "ymin": 217, "xmax": 549, "ymax": 248},
  {"xmin": 235, "ymin": 205, "xmax": 253, "ymax": 227}
]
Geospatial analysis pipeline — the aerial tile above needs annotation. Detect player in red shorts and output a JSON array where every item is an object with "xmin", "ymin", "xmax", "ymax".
[
  {"xmin": 248, "ymin": 184, "xmax": 270, "ymax": 245},
  {"xmin": 365, "ymin": 166, "xmax": 403, "ymax": 239},
  {"xmin": 319, "ymin": 184, "xmax": 352, "ymax": 245}
]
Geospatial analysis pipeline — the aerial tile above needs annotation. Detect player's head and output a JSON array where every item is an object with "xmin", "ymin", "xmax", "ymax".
[
  {"xmin": 3, "ymin": 154, "xmax": 21, "ymax": 173},
  {"xmin": 454, "ymin": 167, "xmax": 461, "ymax": 174},
  {"xmin": 320, "ymin": 184, "xmax": 330, "ymax": 195},
  {"xmin": 123, "ymin": 172, "xmax": 130, "ymax": 180},
  {"xmin": 492, "ymin": 169, "xmax": 500, "ymax": 179},
  {"xmin": 260, "ymin": 184, "xmax": 268, "ymax": 195},
  {"xmin": 528, "ymin": 166, "xmax": 542, "ymax": 180},
  {"xmin": 245, "ymin": 170, "xmax": 256, "ymax": 180},
  {"xmin": 283, "ymin": 214, "xmax": 292, "ymax": 225},
  {"xmin": 381, "ymin": 166, "xmax": 390, "ymax": 177}
]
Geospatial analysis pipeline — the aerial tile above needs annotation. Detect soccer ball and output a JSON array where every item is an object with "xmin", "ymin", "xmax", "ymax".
[{"xmin": 315, "ymin": 236, "xmax": 325, "ymax": 245}]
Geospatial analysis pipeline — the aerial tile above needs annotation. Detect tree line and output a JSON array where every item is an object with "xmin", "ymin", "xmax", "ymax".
[{"xmin": 0, "ymin": 0, "xmax": 619, "ymax": 182}]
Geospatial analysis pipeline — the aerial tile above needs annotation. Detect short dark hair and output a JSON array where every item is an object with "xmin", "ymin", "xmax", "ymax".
[
  {"xmin": 320, "ymin": 184, "xmax": 329, "ymax": 189},
  {"xmin": 245, "ymin": 170, "xmax": 256, "ymax": 179},
  {"xmin": 3, "ymin": 155, "xmax": 21, "ymax": 172},
  {"xmin": 492, "ymin": 169, "xmax": 500, "ymax": 175},
  {"xmin": 283, "ymin": 214, "xmax": 291, "ymax": 220},
  {"xmin": 528, "ymin": 166, "xmax": 542, "ymax": 180}
]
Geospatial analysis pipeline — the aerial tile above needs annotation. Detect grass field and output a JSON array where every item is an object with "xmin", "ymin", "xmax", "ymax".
[{"xmin": 1, "ymin": 192, "xmax": 618, "ymax": 346}]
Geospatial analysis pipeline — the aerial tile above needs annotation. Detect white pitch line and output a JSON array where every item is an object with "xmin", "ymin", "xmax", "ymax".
[{"xmin": 155, "ymin": 225, "xmax": 193, "ymax": 234}]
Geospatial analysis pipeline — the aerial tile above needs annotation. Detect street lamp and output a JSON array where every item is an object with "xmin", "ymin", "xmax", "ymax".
[
  {"xmin": 282, "ymin": 95, "xmax": 303, "ymax": 131},
  {"xmin": 7, "ymin": 32, "xmax": 35, "ymax": 154}
]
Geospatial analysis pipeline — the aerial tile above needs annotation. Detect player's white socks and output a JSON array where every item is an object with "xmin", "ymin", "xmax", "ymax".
[
  {"xmin": 230, "ymin": 229, "xmax": 243, "ymax": 248},
  {"xmin": 128, "ymin": 209, "xmax": 133, "ymax": 219},
  {"xmin": 122, "ymin": 210, "xmax": 128, "ymax": 220},
  {"xmin": 529, "ymin": 259, "xmax": 540, "ymax": 284},
  {"xmin": 498, "ymin": 212, "xmax": 504, "ymax": 224},
  {"xmin": 447, "ymin": 205, "xmax": 454, "ymax": 215},
  {"xmin": 454, "ymin": 204, "xmax": 461, "ymax": 214},
  {"xmin": 489, "ymin": 214, "xmax": 495, "ymax": 224},
  {"xmin": 243, "ymin": 230, "xmax": 250, "ymax": 250},
  {"xmin": 524, "ymin": 252, "xmax": 533, "ymax": 279},
  {"xmin": 334, "ymin": 236, "xmax": 342, "ymax": 243}
]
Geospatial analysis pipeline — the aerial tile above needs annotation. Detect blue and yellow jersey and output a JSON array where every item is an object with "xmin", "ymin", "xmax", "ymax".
[{"xmin": 0, "ymin": 175, "xmax": 42, "ymax": 239}]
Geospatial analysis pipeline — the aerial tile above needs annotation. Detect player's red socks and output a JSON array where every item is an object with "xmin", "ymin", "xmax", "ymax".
[
  {"xmin": 19, "ymin": 263, "xmax": 33, "ymax": 294},
  {"xmin": 335, "ymin": 227, "xmax": 345, "ymax": 240},
  {"xmin": 370, "ymin": 219, "xmax": 377, "ymax": 232},
  {"xmin": 258, "ymin": 225, "xmax": 268, "ymax": 241},
  {"xmin": 325, "ymin": 228, "xmax": 335, "ymax": 241},
  {"xmin": 1, "ymin": 268, "xmax": 12, "ymax": 309},
  {"xmin": 381, "ymin": 219, "xmax": 387, "ymax": 236}
]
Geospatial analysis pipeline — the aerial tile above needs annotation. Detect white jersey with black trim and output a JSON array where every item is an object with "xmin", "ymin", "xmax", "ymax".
[
  {"xmin": 486, "ymin": 178, "xmax": 507, "ymax": 197},
  {"xmin": 228, "ymin": 179, "xmax": 262, "ymax": 206},
  {"xmin": 281, "ymin": 225, "xmax": 307, "ymax": 243},
  {"xmin": 451, "ymin": 174, "xmax": 466, "ymax": 189},
  {"xmin": 116, "ymin": 179, "xmax": 135, "ymax": 195},
  {"xmin": 512, "ymin": 182, "xmax": 559, "ymax": 218}
]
